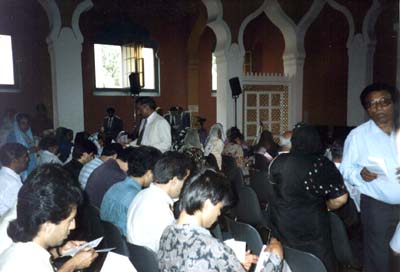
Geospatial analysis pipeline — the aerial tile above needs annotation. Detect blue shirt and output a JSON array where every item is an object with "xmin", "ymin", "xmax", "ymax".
[
  {"xmin": 340, "ymin": 120, "xmax": 400, "ymax": 207},
  {"xmin": 100, "ymin": 176, "xmax": 142, "ymax": 236},
  {"xmin": 79, "ymin": 157, "xmax": 103, "ymax": 189}
]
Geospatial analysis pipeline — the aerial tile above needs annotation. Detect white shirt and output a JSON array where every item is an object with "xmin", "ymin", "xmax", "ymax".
[
  {"xmin": 0, "ymin": 167, "xmax": 22, "ymax": 217},
  {"xmin": 0, "ymin": 205, "xmax": 16, "ymax": 255},
  {"xmin": 133, "ymin": 112, "xmax": 171, "ymax": 153},
  {"xmin": 340, "ymin": 120, "xmax": 400, "ymax": 209},
  {"xmin": 79, "ymin": 157, "xmax": 103, "ymax": 189},
  {"xmin": 37, "ymin": 150, "xmax": 62, "ymax": 165},
  {"xmin": 126, "ymin": 183, "xmax": 174, "ymax": 252},
  {"xmin": 0, "ymin": 241, "xmax": 53, "ymax": 272}
]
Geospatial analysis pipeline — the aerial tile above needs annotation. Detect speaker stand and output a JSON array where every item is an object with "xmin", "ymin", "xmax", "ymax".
[{"xmin": 233, "ymin": 95, "xmax": 239, "ymax": 127}]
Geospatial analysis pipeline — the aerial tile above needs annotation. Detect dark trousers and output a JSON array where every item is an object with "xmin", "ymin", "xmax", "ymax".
[{"xmin": 361, "ymin": 194, "xmax": 400, "ymax": 272}]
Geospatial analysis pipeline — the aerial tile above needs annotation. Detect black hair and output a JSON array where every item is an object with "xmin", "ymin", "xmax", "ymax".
[
  {"xmin": 136, "ymin": 97, "xmax": 157, "ymax": 110},
  {"xmin": 74, "ymin": 131, "xmax": 90, "ymax": 145},
  {"xmin": 117, "ymin": 146, "xmax": 134, "ymax": 162},
  {"xmin": 291, "ymin": 123, "xmax": 322, "ymax": 155},
  {"xmin": 227, "ymin": 127, "xmax": 243, "ymax": 143},
  {"xmin": 360, "ymin": 83, "xmax": 398, "ymax": 110},
  {"xmin": 106, "ymin": 107, "xmax": 116, "ymax": 114},
  {"xmin": 101, "ymin": 143, "xmax": 123, "ymax": 157},
  {"xmin": 127, "ymin": 146, "xmax": 162, "ymax": 177},
  {"xmin": 7, "ymin": 164, "xmax": 82, "ymax": 242},
  {"xmin": 39, "ymin": 136, "xmax": 58, "ymax": 151},
  {"xmin": 205, "ymin": 154, "xmax": 219, "ymax": 172},
  {"xmin": 153, "ymin": 151, "xmax": 191, "ymax": 184},
  {"xmin": 15, "ymin": 113, "xmax": 30, "ymax": 124},
  {"xmin": 0, "ymin": 143, "xmax": 27, "ymax": 166},
  {"xmin": 72, "ymin": 140, "xmax": 97, "ymax": 160},
  {"xmin": 179, "ymin": 169, "xmax": 231, "ymax": 215}
]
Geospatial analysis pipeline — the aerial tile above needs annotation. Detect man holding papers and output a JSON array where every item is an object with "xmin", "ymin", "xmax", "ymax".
[
  {"xmin": 340, "ymin": 83, "xmax": 400, "ymax": 272},
  {"xmin": 0, "ymin": 165, "xmax": 98, "ymax": 272}
]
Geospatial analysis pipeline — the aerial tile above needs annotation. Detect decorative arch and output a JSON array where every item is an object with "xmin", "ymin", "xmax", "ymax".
[
  {"xmin": 326, "ymin": 0, "xmax": 355, "ymax": 47},
  {"xmin": 38, "ymin": 0, "xmax": 62, "ymax": 43},
  {"xmin": 71, "ymin": 0, "xmax": 93, "ymax": 43},
  {"xmin": 362, "ymin": 0, "xmax": 383, "ymax": 43}
]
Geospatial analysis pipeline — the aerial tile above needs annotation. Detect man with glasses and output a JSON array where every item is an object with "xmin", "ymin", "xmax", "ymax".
[{"xmin": 340, "ymin": 83, "xmax": 400, "ymax": 271}]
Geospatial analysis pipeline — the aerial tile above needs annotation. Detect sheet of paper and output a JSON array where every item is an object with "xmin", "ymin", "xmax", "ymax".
[
  {"xmin": 100, "ymin": 252, "xmax": 137, "ymax": 272},
  {"xmin": 224, "ymin": 239, "xmax": 246, "ymax": 263},
  {"xmin": 96, "ymin": 247, "xmax": 116, "ymax": 253},
  {"xmin": 62, "ymin": 237, "xmax": 103, "ymax": 257},
  {"xmin": 366, "ymin": 157, "xmax": 388, "ymax": 176}
]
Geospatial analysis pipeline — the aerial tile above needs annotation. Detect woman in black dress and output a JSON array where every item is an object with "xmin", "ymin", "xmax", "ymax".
[{"xmin": 268, "ymin": 123, "xmax": 348, "ymax": 272}]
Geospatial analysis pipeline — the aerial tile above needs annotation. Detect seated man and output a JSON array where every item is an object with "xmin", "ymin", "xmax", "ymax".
[
  {"xmin": 63, "ymin": 139, "xmax": 97, "ymax": 185},
  {"xmin": 78, "ymin": 143, "xmax": 122, "ymax": 190},
  {"xmin": 0, "ymin": 143, "xmax": 28, "ymax": 217},
  {"xmin": 100, "ymin": 146, "xmax": 162, "ymax": 236},
  {"xmin": 158, "ymin": 169, "xmax": 283, "ymax": 271},
  {"xmin": 85, "ymin": 147, "xmax": 131, "ymax": 208},
  {"xmin": 37, "ymin": 135, "xmax": 62, "ymax": 165},
  {"xmin": 126, "ymin": 152, "xmax": 191, "ymax": 252},
  {"xmin": 0, "ymin": 164, "xmax": 98, "ymax": 271}
]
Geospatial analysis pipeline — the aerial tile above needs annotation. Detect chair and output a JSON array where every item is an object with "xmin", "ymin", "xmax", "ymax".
[
  {"xmin": 235, "ymin": 186, "xmax": 270, "ymax": 227},
  {"xmin": 101, "ymin": 220, "xmax": 130, "ymax": 257},
  {"xmin": 210, "ymin": 222, "xmax": 224, "ymax": 241},
  {"xmin": 249, "ymin": 170, "xmax": 272, "ymax": 208},
  {"xmin": 329, "ymin": 212, "xmax": 361, "ymax": 270},
  {"xmin": 127, "ymin": 243, "xmax": 159, "ymax": 272},
  {"xmin": 225, "ymin": 216, "xmax": 264, "ymax": 254},
  {"xmin": 284, "ymin": 246, "xmax": 327, "ymax": 272}
]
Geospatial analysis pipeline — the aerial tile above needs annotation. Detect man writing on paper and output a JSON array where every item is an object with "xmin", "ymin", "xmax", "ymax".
[
  {"xmin": 0, "ymin": 164, "xmax": 98, "ymax": 271},
  {"xmin": 340, "ymin": 83, "xmax": 400, "ymax": 271}
]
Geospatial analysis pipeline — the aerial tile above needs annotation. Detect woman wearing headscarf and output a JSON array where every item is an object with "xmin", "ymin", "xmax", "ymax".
[
  {"xmin": 204, "ymin": 124, "xmax": 225, "ymax": 170},
  {"xmin": 7, "ymin": 113, "xmax": 38, "ymax": 179},
  {"xmin": 268, "ymin": 123, "xmax": 348, "ymax": 272},
  {"xmin": 179, "ymin": 128, "xmax": 204, "ymax": 172}
]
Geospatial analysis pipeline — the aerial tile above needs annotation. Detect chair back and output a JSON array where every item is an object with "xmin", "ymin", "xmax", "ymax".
[
  {"xmin": 249, "ymin": 171, "xmax": 271, "ymax": 205},
  {"xmin": 225, "ymin": 216, "xmax": 264, "ymax": 254},
  {"xmin": 329, "ymin": 212, "xmax": 360, "ymax": 268},
  {"xmin": 127, "ymin": 243, "xmax": 159, "ymax": 272},
  {"xmin": 235, "ymin": 186, "xmax": 266, "ymax": 226},
  {"xmin": 284, "ymin": 246, "xmax": 327, "ymax": 272},
  {"xmin": 101, "ymin": 220, "xmax": 129, "ymax": 256}
]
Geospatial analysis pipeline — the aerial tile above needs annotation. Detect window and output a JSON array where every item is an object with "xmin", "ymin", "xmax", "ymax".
[
  {"xmin": 211, "ymin": 53, "xmax": 217, "ymax": 93},
  {"xmin": 0, "ymin": 34, "xmax": 16, "ymax": 86},
  {"xmin": 94, "ymin": 43, "xmax": 159, "ymax": 94}
]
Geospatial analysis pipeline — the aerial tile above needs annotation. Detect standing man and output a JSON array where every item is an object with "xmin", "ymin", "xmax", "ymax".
[
  {"xmin": 340, "ymin": 83, "xmax": 400, "ymax": 271},
  {"xmin": 133, "ymin": 97, "xmax": 171, "ymax": 153},
  {"xmin": 102, "ymin": 107, "xmax": 123, "ymax": 140},
  {"xmin": 0, "ymin": 143, "xmax": 28, "ymax": 217}
]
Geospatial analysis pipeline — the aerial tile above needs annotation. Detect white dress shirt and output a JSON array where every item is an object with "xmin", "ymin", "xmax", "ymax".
[
  {"xmin": 37, "ymin": 150, "xmax": 62, "ymax": 165},
  {"xmin": 340, "ymin": 120, "xmax": 400, "ymax": 209},
  {"xmin": 0, "ymin": 241, "xmax": 54, "ymax": 271},
  {"xmin": 0, "ymin": 205, "xmax": 16, "ymax": 255},
  {"xmin": 133, "ymin": 112, "xmax": 171, "ymax": 153},
  {"xmin": 0, "ymin": 167, "xmax": 22, "ymax": 217},
  {"xmin": 126, "ymin": 183, "xmax": 175, "ymax": 252}
]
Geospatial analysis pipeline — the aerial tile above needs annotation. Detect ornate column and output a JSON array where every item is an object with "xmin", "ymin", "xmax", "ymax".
[{"xmin": 38, "ymin": 0, "xmax": 93, "ymax": 133}]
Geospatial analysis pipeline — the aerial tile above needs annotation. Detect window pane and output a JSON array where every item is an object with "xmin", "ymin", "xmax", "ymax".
[
  {"xmin": 212, "ymin": 53, "xmax": 217, "ymax": 91},
  {"xmin": 0, "ymin": 35, "xmax": 15, "ymax": 85},
  {"xmin": 142, "ymin": 48, "xmax": 155, "ymax": 89},
  {"xmin": 94, "ymin": 44, "xmax": 122, "ymax": 88}
]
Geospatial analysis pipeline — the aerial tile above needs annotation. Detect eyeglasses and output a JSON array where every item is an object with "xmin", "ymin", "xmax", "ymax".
[{"xmin": 365, "ymin": 97, "xmax": 392, "ymax": 109}]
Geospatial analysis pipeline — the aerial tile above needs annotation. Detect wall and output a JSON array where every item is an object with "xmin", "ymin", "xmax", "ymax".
[
  {"xmin": 303, "ymin": 5, "xmax": 349, "ymax": 126},
  {"xmin": 0, "ymin": 0, "xmax": 52, "ymax": 129}
]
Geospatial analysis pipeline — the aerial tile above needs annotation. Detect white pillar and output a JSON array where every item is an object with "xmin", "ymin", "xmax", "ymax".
[
  {"xmin": 283, "ymin": 54, "xmax": 305, "ymax": 127},
  {"xmin": 39, "ymin": 0, "xmax": 92, "ymax": 134},
  {"xmin": 347, "ymin": 34, "xmax": 375, "ymax": 126}
]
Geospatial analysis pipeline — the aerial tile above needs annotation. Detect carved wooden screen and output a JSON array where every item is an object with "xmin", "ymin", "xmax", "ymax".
[{"xmin": 243, "ymin": 84, "xmax": 289, "ymax": 142}]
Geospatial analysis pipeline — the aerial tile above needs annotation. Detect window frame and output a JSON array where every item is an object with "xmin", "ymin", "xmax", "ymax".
[
  {"xmin": 0, "ymin": 34, "xmax": 20, "ymax": 93},
  {"xmin": 93, "ymin": 43, "xmax": 160, "ymax": 97}
]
